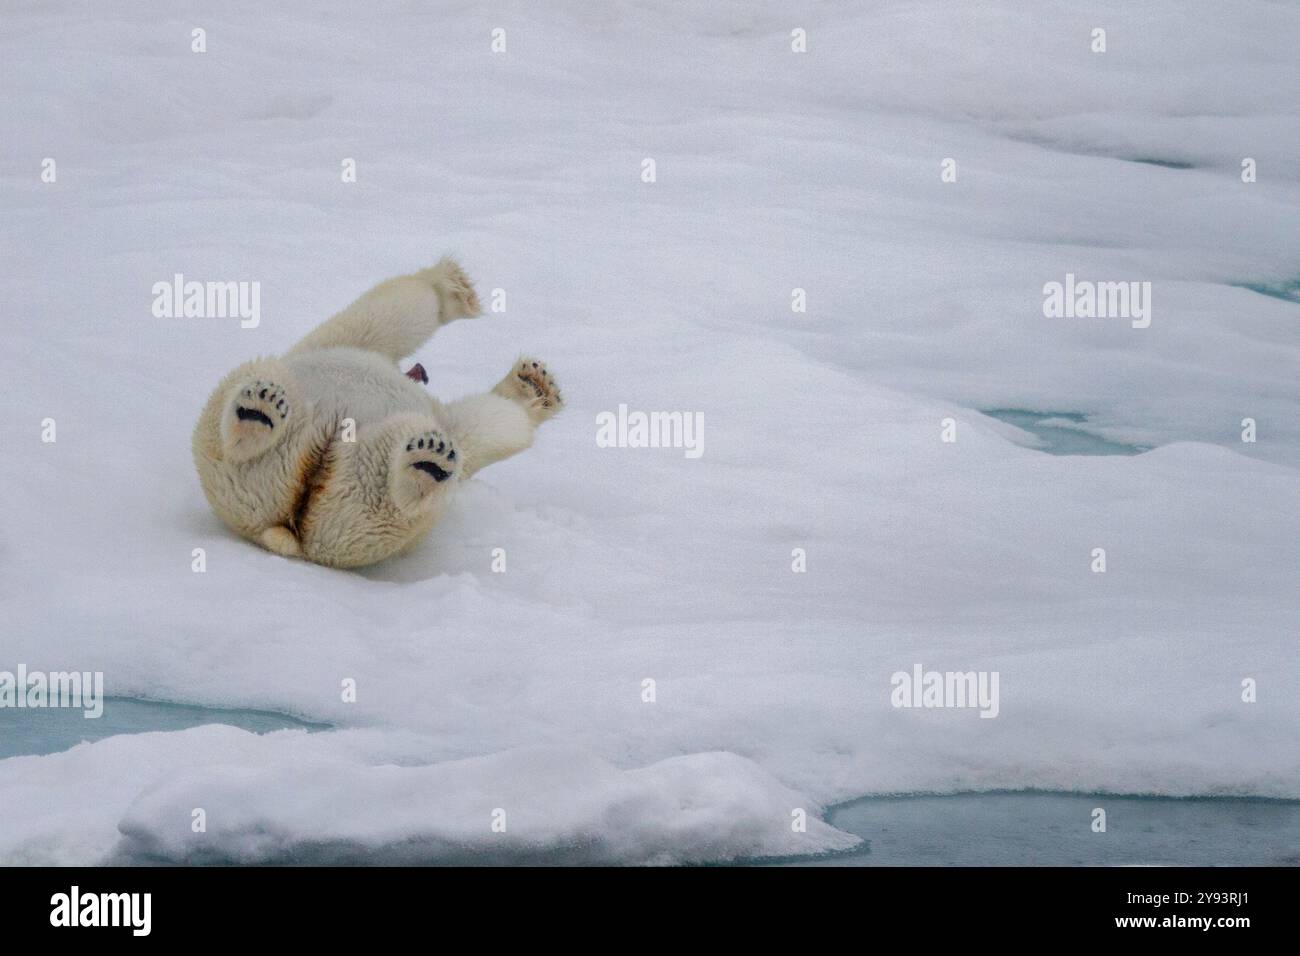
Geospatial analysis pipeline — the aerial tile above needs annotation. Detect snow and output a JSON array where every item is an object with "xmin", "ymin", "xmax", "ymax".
[
  {"xmin": 2, "ymin": 728, "xmax": 855, "ymax": 864},
  {"xmin": 1, "ymin": 0, "xmax": 1298, "ymax": 864}
]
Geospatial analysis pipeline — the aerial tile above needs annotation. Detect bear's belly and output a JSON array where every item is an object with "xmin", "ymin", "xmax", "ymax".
[{"xmin": 285, "ymin": 347, "xmax": 432, "ymax": 425}]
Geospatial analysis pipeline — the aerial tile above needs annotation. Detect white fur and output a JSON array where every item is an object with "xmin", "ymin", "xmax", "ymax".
[{"xmin": 192, "ymin": 259, "xmax": 562, "ymax": 568}]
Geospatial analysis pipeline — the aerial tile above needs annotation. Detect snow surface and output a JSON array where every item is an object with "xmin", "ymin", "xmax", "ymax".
[{"xmin": 1, "ymin": 1, "xmax": 1298, "ymax": 864}]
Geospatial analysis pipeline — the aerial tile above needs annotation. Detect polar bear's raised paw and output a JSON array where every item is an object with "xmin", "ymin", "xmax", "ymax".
[
  {"xmin": 420, "ymin": 257, "xmax": 481, "ymax": 324},
  {"xmin": 494, "ymin": 358, "xmax": 563, "ymax": 424}
]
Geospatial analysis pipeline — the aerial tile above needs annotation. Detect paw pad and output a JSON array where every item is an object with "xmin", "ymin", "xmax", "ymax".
[
  {"xmin": 236, "ymin": 380, "xmax": 289, "ymax": 427},
  {"xmin": 223, "ymin": 378, "xmax": 291, "ymax": 462},
  {"xmin": 403, "ymin": 429, "xmax": 457, "ymax": 484},
  {"xmin": 512, "ymin": 358, "xmax": 562, "ymax": 410}
]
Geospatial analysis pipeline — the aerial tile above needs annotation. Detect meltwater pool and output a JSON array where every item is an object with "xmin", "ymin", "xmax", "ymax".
[
  {"xmin": 763, "ymin": 791, "xmax": 1300, "ymax": 867},
  {"xmin": 0, "ymin": 697, "xmax": 326, "ymax": 760}
]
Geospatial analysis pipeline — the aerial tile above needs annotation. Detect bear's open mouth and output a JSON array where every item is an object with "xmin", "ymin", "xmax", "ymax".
[
  {"xmin": 236, "ymin": 406, "xmax": 275, "ymax": 428},
  {"xmin": 411, "ymin": 460, "xmax": 451, "ymax": 482}
]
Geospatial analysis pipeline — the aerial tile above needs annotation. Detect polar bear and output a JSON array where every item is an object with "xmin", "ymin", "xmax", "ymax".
[{"xmin": 192, "ymin": 258, "xmax": 561, "ymax": 568}]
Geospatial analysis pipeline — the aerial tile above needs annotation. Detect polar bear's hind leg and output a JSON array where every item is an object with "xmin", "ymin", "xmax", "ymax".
[
  {"xmin": 389, "ymin": 425, "xmax": 461, "ymax": 514},
  {"xmin": 220, "ymin": 377, "xmax": 293, "ymax": 463},
  {"xmin": 288, "ymin": 257, "xmax": 481, "ymax": 361},
  {"xmin": 404, "ymin": 429, "xmax": 457, "ymax": 483}
]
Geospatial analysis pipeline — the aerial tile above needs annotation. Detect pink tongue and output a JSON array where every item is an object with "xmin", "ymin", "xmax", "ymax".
[{"xmin": 405, "ymin": 363, "xmax": 428, "ymax": 384}]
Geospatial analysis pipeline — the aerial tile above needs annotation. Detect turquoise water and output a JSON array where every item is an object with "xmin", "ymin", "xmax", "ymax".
[
  {"xmin": 1232, "ymin": 278, "xmax": 1300, "ymax": 304},
  {"xmin": 766, "ymin": 791, "xmax": 1300, "ymax": 866},
  {"xmin": 0, "ymin": 697, "xmax": 326, "ymax": 759},
  {"xmin": 982, "ymin": 409, "xmax": 1148, "ymax": 456}
]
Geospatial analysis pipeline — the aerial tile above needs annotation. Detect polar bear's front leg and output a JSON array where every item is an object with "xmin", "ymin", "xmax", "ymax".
[
  {"xmin": 440, "ymin": 357, "xmax": 563, "ymax": 478},
  {"xmin": 288, "ymin": 257, "xmax": 481, "ymax": 361},
  {"xmin": 491, "ymin": 357, "xmax": 563, "ymax": 426}
]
